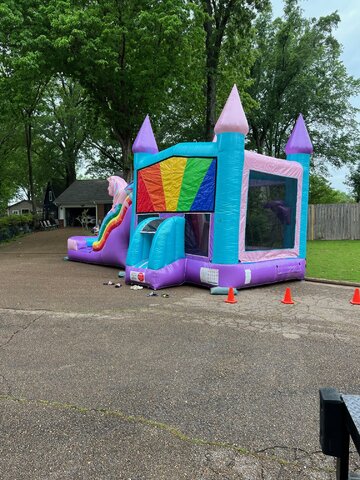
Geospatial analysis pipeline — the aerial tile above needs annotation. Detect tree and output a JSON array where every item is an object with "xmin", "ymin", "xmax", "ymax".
[
  {"xmin": 0, "ymin": 0, "xmax": 268, "ymax": 176},
  {"xmin": 38, "ymin": 0, "xmax": 205, "ymax": 177},
  {"xmin": 1, "ymin": 0, "xmax": 358, "ymax": 200},
  {"xmin": 0, "ymin": 0, "xmax": 52, "ymax": 212},
  {"xmin": 247, "ymin": 0, "xmax": 360, "ymax": 173},
  {"xmin": 309, "ymin": 175, "xmax": 354, "ymax": 204},
  {"xmin": 347, "ymin": 163, "xmax": 360, "ymax": 202},
  {"xmin": 84, "ymin": 117, "xmax": 123, "ymax": 178},
  {"xmin": 0, "ymin": 96, "xmax": 23, "ymax": 213},
  {"xmin": 37, "ymin": 75, "xmax": 94, "ymax": 187},
  {"xmin": 0, "ymin": 75, "xmax": 48, "ymax": 212},
  {"xmin": 199, "ymin": 0, "xmax": 269, "ymax": 140},
  {"xmin": 0, "ymin": 0, "xmax": 101, "ymax": 203}
]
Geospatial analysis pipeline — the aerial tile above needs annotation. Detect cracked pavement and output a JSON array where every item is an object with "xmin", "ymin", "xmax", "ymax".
[{"xmin": 0, "ymin": 229, "xmax": 360, "ymax": 479}]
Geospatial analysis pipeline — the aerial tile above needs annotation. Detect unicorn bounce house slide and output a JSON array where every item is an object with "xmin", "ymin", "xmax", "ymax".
[
  {"xmin": 67, "ymin": 176, "xmax": 132, "ymax": 267},
  {"xmin": 66, "ymin": 85, "xmax": 313, "ymax": 290}
]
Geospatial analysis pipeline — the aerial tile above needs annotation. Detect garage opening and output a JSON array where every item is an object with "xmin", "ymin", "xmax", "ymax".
[{"xmin": 65, "ymin": 207, "xmax": 96, "ymax": 227}]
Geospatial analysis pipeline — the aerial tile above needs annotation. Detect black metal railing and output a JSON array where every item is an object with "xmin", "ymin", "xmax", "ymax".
[{"xmin": 320, "ymin": 388, "xmax": 360, "ymax": 479}]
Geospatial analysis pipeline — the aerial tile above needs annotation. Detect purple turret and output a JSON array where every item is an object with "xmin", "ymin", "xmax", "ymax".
[
  {"xmin": 131, "ymin": 115, "xmax": 158, "ymax": 239},
  {"xmin": 132, "ymin": 115, "xmax": 159, "ymax": 155},
  {"xmin": 285, "ymin": 114, "xmax": 313, "ymax": 155},
  {"xmin": 285, "ymin": 114, "xmax": 313, "ymax": 260}
]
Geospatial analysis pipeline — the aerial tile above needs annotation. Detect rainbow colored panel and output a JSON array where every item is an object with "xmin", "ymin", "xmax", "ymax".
[
  {"xmin": 136, "ymin": 157, "xmax": 216, "ymax": 213},
  {"xmin": 92, "ymin": 196, "xmax": 132, "ymax": 251}
]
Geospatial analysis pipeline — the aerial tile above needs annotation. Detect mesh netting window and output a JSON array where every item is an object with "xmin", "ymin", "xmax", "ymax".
[
  {"xmin": 185, "ymin": 214, "xmax": 211, "ymax": 257},
  {"xmin": 245, "ymin": 171, "xmax": 297, "ymax": 251}
]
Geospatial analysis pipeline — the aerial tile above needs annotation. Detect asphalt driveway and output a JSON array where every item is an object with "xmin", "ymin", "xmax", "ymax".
[{"xmin": 0, "ymin": 229, "xmax": 359, "ymax": 479}]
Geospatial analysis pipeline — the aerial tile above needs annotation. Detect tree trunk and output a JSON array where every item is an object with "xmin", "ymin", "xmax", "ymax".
[
  {"xmin": 113, "ymin": 128, "xmax": 133, "ymax": 182},
  {"xmin": 121, "ymin": 139, "xmax": 133, "ymax": 182},
  {"xmin": 204, "ymin": 5, "xmax": 219, "ymax": 142},
  {"xmin": 65, "ymin": 156, "xmax": 77, "ymax": 187},
  {"xmin": 205, "ymin": 57, "xmax": 218, "ymax": 141},
  {"xmin": 203, "ymin": 1, "xmax": 230, "ymax": 141},
  {"xmin": 24, "ymin": 119, "xmax": 36, "ymax": 214},
  {"xmin": 251, "ymin": 124, "xmax": 264, "ymax": 154}
]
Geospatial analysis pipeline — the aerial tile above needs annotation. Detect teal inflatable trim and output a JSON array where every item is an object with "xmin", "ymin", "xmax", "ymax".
[
  {"xmin": 135, "ymin": 143, "xmax": 218, "ymax": 170},
  {"xmin": 212, "ymin": 132, "xmax": 245, "ymax": 264},
  {"xmin": 132, "ymin": 152, "xmax": 148, "ymax": 239},
  {"xmin": 148, "ymin": 217, "xmax": 185, "ymax": 270},
  {"xmin": 283, "ymin": 177, "xmax": 298, "ymax": 249},
  {"xmin": 126, "ymin": 217, "xmax": 158, "ymax": 266},
  {"xmin": 86, "ymin": 238, "xmax": 96, "ymax": 247},
  {"xmin": 126, "ymin": 216, "xmax": 185, "ymax": 270},
  {"xmin": 287, "ymin": 153, "xmax": 310, "ymax": 259}
]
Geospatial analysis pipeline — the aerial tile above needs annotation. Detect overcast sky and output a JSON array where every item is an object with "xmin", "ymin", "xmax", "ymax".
[{"xmin": 272, "ymin": 0, "xmax": 360, "ymax": 192}]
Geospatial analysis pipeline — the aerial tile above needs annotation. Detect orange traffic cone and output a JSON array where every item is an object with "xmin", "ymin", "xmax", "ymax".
[
  {"xmin": 281, "ymin": 287, "xmax": 294, "ymax": 305},
  {"xmin": 350, "ymin": 288, "xmax": 360, "ymax": 305},
  {"xmin": 225, "ymin": 287, "xmax": 237, "ymax": 304}
]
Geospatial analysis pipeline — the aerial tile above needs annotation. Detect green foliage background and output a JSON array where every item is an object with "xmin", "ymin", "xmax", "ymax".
[{"xmin": 0, "ymin": 0, "xmax": 359, "ymax": 213}]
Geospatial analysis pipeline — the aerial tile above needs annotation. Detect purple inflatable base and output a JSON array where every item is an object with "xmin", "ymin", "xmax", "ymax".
[
  {"xmin": 67, "ymin": 244, "xmax": 125, "ymax": 268},
  {"xmin": 126, "ymin": 257, "xmax": 306, "ymax": 290},
  {"xmin": 126, "ymin": 258, "xmax": 186, "ymax": 289},
  {"xmin": 66, "ymin": 205, "xmax": 131, "ymax": 268}
]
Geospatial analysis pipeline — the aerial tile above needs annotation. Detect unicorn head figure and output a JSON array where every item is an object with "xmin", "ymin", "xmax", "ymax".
[{"xmin": 107, "ymin": 176, "xmax": 128, "ymax": 210}]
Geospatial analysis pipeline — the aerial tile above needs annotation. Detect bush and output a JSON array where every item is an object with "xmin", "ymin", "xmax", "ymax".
[{"xmin": 0, "ymin": 214, "xmax": 36, "ymax": 243}]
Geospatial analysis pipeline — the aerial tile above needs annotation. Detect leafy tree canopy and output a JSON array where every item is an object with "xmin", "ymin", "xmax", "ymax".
[
  {"xmin": 347, "ymin": 163, "xmax": 360, "ymax": 202},
  {"xmin": 310, "ymin": 174, "xmax": 354, "ymax": 204},
  {"xmin": 0, "ymin": 0, "xmax": 359, "ymax": 209},
  {"xmin": 247, "ymin": 0, "xmax": 360, "ymax": 175},
  {"xmin": 41, "ymin": 0, "xmax": 205, "ymax": 175}
]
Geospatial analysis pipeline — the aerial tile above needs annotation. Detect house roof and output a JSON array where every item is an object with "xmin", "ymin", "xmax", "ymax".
[
  {"xmin": 8, "ymin": 200, "xmax": 33, "ymax": 208},
  {"xmin": 8, "ymin": 200, "xmax": 41, "ymax": 210},
  {"xmin": 55, "ymin": 180, "xmax": 112, "ymax": 206}
]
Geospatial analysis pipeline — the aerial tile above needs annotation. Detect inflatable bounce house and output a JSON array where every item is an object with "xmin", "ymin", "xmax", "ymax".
[{"xmin": 67, "ymin": 85, "xmax": 313, "ymax": 290}]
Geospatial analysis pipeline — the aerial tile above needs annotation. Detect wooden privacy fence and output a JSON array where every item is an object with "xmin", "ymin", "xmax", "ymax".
[{"xmin": 307, "ymin": 203, "xmax": 360, "ymax": 240}]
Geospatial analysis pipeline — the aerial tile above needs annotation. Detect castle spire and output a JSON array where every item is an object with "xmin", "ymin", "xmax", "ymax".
[
  {"xmin": 214, "ymin": 85, "xmax": 249, "ymax": 135},
  {"xmin": 285, "ymin": 114, "xmax": 313, "ymax": 155},
  {"xmin": 132, "ymin": 115, "xmax": 159, "ymax": 154}
]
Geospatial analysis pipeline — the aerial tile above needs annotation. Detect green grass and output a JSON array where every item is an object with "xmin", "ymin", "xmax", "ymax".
[{"xmin": 306, "ymin": 240, "xmax": 360, "ymax": 283}]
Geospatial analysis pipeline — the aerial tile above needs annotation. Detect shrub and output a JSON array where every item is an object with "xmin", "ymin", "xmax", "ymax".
[{"xmin": 0, "ymin": 214, "xmax": 36, "ymax": 243}]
